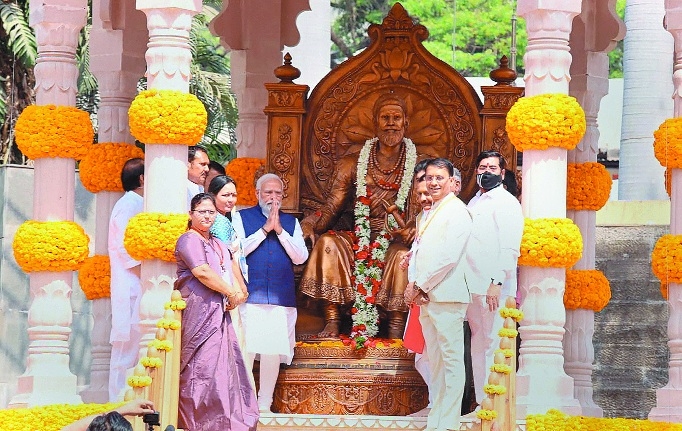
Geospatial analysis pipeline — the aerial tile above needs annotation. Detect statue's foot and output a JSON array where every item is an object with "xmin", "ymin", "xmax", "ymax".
[{"xmin": 317, "ymin": 320, "xmax": 340, "ymax": 338}]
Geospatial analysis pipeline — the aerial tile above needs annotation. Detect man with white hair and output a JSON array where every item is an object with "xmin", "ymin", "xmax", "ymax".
[{"xmin": 232, "ymin": 173, "xmax": 309, "ymax": 413}]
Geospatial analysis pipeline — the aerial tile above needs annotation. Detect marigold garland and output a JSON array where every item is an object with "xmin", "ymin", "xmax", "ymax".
[
  {"xmin": 127, "ymin": 375, "xmax": 153, "ymax": 388},
  {"xmin": 14, "ymin": 105, "xmax": 94, "ymax": 160},
  {"xmin": 477, "ymin": 409, "xmax": 498, "ymax": 421},
  {"xmin": 566, "ymin": 162, "xmax": 612, "ymax": 211},
  {"xmin": 225, "ymin": 157, "xmax": 266, "ymax": 207},
  {"xmin": 13, "ymin": 220, "xmax": 90, "ymax": 272},
  {"xmin": 124, "ymin": 213, "xmax": 187, "ymax": 262},
  {"xmin": 651, "ymin": 234, "xmax": 682, "ymax": 284},
  {"xmin": 483, "ymin": 384, "xmax": 507, "ymax": 395},
  {"xmin": 499, "ymin": 307, "xmax": 524, "ymax": 322},
  {"xmin": 0, "ymin": 402, "xmax": 124, "ymax": 431},
  {"xmin": 505, "ymin": 93, "xmax": 586, "ymax": 152},
  {"xmin": 77, "ymin": 255, "xmax": 111, "ymax": 300},
  {"xmin": 564, "ymin": 269, "xmax": 611, "ymax": 312},
  {"xmin": 495, "ymin": 348, "xmax": 514, "ymax": 358},
  {"xmin": 79, "ymin": 143, "xmax": 144, "ymax": 193},
  {"xmin": 490, "ymin": 363, "xmax": 512, "ymax": 374},
  {"xmin": 653, "ymin": 117, "xmax": 682, "ymax": 169},
  {"xmin": 156, "ymin": 318, "xmax": 181, "ymax": 330},
  {"xmin": 498, "ymin": 328, "xmax": 518, "ymax": 338},
  {"xmin": 518, "ymin": 218, "xmax": 583, "ymax": 268},
  {"xmin": 527, "ymin": 408, "xmax": 682, "ymax": 431},
  {"xmin": 165, "ymin": 299, "xmax": 187, "ymax": 311},
  {"xmin": 149, "ymin": 339, "xmax": 173, "ymax": 352},
  {"xmin": 141, "ymin": 356, "xmax": 163, "ymax": 368},
  {"xmin": 128, "ymin": 89, "xmax": 207, "ymax": 145}
]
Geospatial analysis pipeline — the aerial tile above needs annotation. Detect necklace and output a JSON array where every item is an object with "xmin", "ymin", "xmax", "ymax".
[
  {"xmin": 190, "ymin": 227, "xmax": 225, "ymax": 272},
  {"xmin": 370, "ymin": 141, "xmax": 406, "ymax": 175}
]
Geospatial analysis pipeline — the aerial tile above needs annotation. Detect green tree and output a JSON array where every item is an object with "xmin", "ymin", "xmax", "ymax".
[{"xmin": 608, "ymin": 0, "xmax": 626, "ymax": 78}]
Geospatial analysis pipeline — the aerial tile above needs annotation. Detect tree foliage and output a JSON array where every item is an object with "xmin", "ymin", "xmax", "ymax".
[{"xmin": 331, "ymin": 0, "xmax": 624, "ymax": 78}]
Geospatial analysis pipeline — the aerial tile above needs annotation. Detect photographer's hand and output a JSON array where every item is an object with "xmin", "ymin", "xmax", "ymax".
[{"xmin": 117, "ymin": 399, "xmax": 155, "ymax": 417}]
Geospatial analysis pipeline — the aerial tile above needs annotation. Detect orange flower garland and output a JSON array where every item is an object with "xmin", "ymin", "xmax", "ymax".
[
  {"xmin": 13, "ymin": 221, "xmax": 90, "ymax": 272},
  {"xmin": 14, "ymin": 105, "xmax": 94, "ymax": 160},
  {"xmin": 651, "ymin": 234, "xmax": 682, "ymax": 284},
  {"xmin": 653, "ymin": 117, "xmax": 682, "ymax": 169},
  {"xmin": 566, "ymin": 162, "xmax": 612, "ymax": 211},
  {"xmin": 518, "ymin": 218, "xmax": 583, "ymax": 268},
  {"xmin": 564, "ymin": 269, "xmax": 611, "ymax": 312},
  {"xmin": 506, "ymin": 94, "xmax": 586, "ymax": 152},
  {"xmin": 124, "ymin": 212, "xmax": 187, "ymax": 262},
  {"xmin": 77, "ymin": 255, "xmax": 111, "ymax": 300},
  {"xmin": 79, "ymin": 143, "xmax": 144, "ymax": 193},
  {"xmin": 225, "ymin": 158, "xmax": 266, "ymax": 207},
  {"xmin": 128, "ymin": 89, "xmax": 207, "ymax": 145}
]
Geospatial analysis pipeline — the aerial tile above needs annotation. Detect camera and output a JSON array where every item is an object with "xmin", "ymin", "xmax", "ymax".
[{"xmin": 143, "ymin": 412, "xmax": 160, "ymax": 430}]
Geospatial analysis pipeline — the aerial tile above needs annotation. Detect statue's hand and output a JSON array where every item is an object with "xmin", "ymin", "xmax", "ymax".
[
  {"xmin": 390, "ymin": 226, "xmax": 416, "ymax": 245},
  {"xmin": 301, "ymin": 221, "xmax": 317, "ymax": 247}
]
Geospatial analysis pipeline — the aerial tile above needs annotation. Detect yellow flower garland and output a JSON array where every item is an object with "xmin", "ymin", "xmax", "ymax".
[
  {"xmin": 124, "ymin": 212, "xmax": 187, "ymax": 262},
  {"xmin": 490, "ymin": 363, "xmax": 512, "ymax": 374},
  {"xmin": 518, "ymin": 218, "xmax": 583, "ymax": 268},
  {"xmin": 77, "ymin": 255, "xmax": 111, "ymax": 300},
  {"xmin": 128, "ymin": 89, "xmax": 207, "ymax": 144},
  {"xmin": 476, "ymin": 409, "xmax": 498, "ymax": 421},
  {"xmin": 499, "ymin": 307, "xmax": 524, "ymax": 322},
  {"xmin": 149, "ymin": 339, "xmax": 173, "ymax": 352},
  {"xmin": 141, "ymin": 356, "xmax": 163, "ymax": 368},
  {"xmin": 127, "ymin": 375, "xmax": 153, "ymax": 388},
  {"xmin": 495, "ymin": 348, "xmax": 514, "ymax": 358},
  {"xmin": 483, "ymin": 384, "xmax": 507, "ymax": 395},
  {"xmin": 0, "ymin": 402, "xmax": 124, "ymax": 431},
  {"xmin": 652, "ymin": 234, "xmax": 682, "ymax": 284},
  {"xmin": 13, "ymin": 220, "xmax": 90, "ymax": 272},
  {"xmin": 165, "ymin": 299, "xmax": 187, "ymax": 311},
  {"xmin": 225, "ymin": 157, "xmax": 266, "ymax": 207},
  {"xmin": 156, "ymin": 318, "xmax": 181, "ymax": 330},
  {"xmin": 506, "ymin": 93, "xmax": 586, "ymax": 152},
  {"xmin": 498, "ymin": 328, "xmax": 518, "ymax": 338},
  {"xmin": 564, "ymin": 269, "xmax": 611, "ymax": 312},
  {"xmin": 14, "ymin": 105, "xmax": 94, "ymax": 160},
  {"xmin": 79, "ymin": 143, "xmax": 145, "ymax": 193},
  {"xmin": 566, "ymin": 162, "xmax": 612, "ymax": 211},
  {"xmin": 653, "ymin": 117, "xmax": 682, "ymax": 169},
  {"xmin": 527, "ymin": 409, "xmax": 682, "ymax": 431}
]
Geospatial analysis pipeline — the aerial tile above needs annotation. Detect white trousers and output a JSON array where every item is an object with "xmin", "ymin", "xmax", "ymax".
[
  {"xmin": 414, "ymin": 350, "xmax": 433, "ymax": 407},
  {"xmin": 109, "ymin": 328, "xmax": 141, "ymax": 402},
  {"xmin": 420, "ymin": 301, "xmax": 467, "ymax": 431},
  {"xmin": 466, "ymin": 294, "xmax": 510, "ymax": 404}
]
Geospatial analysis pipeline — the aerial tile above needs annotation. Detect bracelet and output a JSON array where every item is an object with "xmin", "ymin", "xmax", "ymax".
[{"xmin": 261, "ymin": 227, "xmax": 269, "ymax": 235}]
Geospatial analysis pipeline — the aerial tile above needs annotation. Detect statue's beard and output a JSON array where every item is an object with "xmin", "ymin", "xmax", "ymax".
[{"xmin": 378, "ymin": 130, "xmax": 404, "ymax": 147}]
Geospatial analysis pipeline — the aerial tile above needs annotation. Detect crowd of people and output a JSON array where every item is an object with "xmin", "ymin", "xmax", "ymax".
[{"xmin": 89, "ymin": 93, "xmax": 524, "ymax": 431}]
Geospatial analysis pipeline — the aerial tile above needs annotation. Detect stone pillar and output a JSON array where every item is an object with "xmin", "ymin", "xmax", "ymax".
[
  {"xmin": 564, "ymin": 0, "xmax": 624, "ymax": 417},
  {"xmin": 9, "ymin": 0, "xmax": 88, "ymax": 407},
  {"xmin": 82, "ymin": 0, "xmax": 147, "ymax": 403},
  {"xmin": 209, "ymin": 0, "xmax": 310, "ymax": 158},
  {"xmin": 649, "ymin": 3, "xmax": 682, "ymax": 422},
  {"xmin": 515, "ymin": 0, "xmax": 582, "ymax": 417},
  {"xmin": 135, "ymin": 0, "xmax": 201, "ymax": 364}
]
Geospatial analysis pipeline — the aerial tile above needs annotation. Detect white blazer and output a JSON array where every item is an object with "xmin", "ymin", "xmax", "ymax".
[{"xmin": 413, "ymin": 193, "xmax": 479, "ymax": 303}]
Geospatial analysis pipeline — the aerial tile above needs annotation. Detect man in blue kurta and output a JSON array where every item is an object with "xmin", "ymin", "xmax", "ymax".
[{"xmin": 233, "ymin": 173, "xmax": 309, "ymax": 413}]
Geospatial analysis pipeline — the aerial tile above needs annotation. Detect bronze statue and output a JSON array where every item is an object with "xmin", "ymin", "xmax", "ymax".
[{"xmin": 300, "ymin": 93, "xmax": 424, "ymax": 339}]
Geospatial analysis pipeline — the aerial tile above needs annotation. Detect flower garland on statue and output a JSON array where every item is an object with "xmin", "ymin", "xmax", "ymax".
[{"xmin": 350, "ymin": 137, "xmax": 416, "ymax": 348}]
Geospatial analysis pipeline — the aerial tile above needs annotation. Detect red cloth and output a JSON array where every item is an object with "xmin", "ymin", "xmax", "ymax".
[{"xmin": 403, "ymin": 303, "xmax": 425, "ymax": 354}]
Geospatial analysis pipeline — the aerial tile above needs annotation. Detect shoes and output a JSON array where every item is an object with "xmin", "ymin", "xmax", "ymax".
[{"xmin": 408, "ymin": 407, "xmax": 431, "ymax": 417}]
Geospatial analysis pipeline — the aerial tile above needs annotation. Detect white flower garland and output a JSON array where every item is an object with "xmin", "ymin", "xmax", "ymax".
[{"xmin": 351, "ymin": 137, "xmax": 417, "ymax": 347}]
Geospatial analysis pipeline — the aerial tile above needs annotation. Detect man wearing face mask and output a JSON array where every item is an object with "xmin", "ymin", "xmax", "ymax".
[
  {"xmin": 465, "ymin": 150, "xmax": 524, "ymax": 411},
  {"xmin": 233, "ymin": 173, "xmax": 309, "ymax": 413}
]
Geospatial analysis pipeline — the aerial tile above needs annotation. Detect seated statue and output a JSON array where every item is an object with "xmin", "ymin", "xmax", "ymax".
[{"xmin": 300, "ymin": 93, "xmax": 425, "ymax": 339}]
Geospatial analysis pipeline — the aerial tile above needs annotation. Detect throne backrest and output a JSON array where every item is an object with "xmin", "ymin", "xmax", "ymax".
[{"xmin": 264, "ymin": 3, "xmax": 522, "ymax": 221}]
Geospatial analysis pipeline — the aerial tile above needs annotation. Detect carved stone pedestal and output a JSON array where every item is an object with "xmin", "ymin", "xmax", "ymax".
[{"xmin": 272, "ymin": 344, "xmax": 428, "ymax": 415}]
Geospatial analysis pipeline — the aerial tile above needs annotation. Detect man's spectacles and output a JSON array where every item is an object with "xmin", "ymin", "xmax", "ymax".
[
  {"xmin": 193, "ymin": 209, "xmax": 217, "ymax": 216},
  {"xmin": 477, "ymin": 164, "xmax": 501, "ymax": 172},
  {"xmin": 424, "ymin": 175, "xmax": 450, "ymax": 183}
]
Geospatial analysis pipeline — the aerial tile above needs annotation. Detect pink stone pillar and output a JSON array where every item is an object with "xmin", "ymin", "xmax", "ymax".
[
  {"xmin": 82, "ymin": 1, "xmax": 148, "ymax": 403},
  {"xmin": 136, "ymin": 0, "xmax": 201, "ymax": 364},
  {"xmin": 650, "ymin": 3, "xmax": 682, "ymax": 422},
  {"xmin": 564, "ymin": 0, "xmax": 624, "ymax": 417},
  {"xmin": 9, "ymin": 0, "xmax": 88, "ymax": 407},
  {"xmin": 516, "ymin": 0, "xmax": 582, "ymax": 417}
]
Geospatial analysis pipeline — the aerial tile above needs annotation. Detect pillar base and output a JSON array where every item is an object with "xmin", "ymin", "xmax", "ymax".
[
  {"xmin": 516, "ymin": 373, "xmax": 582, "ymax": 417},
  {"xmin": 649, "ymin": 387, "xmax": 682, "ymax": 423},
  {"xmin": 9, "ymin": 372, "xmax": 82, "ymax": 408}
]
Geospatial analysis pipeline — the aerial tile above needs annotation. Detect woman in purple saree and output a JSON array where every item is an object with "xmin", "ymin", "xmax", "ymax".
[{"xmin": 174, "ymin": 193, "xmax": 259, "ymax": 431}]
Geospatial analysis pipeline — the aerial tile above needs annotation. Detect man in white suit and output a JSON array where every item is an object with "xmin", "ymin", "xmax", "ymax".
[{"xmin": 404, "ymin": 158, "xmax": 483, "ymax": 431}]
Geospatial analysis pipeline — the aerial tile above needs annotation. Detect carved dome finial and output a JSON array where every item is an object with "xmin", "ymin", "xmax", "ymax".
[
  {"xmin": 274, "ymin": 53, "xmax": 301, "ymax": 83},
  {"xmin": 490, "ymin": 56, "xmax": 517, "ymax": 86}
]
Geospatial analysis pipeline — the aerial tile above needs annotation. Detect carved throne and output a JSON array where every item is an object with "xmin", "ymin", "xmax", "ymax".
[{"xmin": 262, "ymin": 2, "xmax": 523, "ymax": 416}]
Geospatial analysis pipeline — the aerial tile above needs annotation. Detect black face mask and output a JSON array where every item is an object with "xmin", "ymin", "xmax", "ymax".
[{"xmin": 476, "ymin": 172, "xmax": 503, "ymax": 190}]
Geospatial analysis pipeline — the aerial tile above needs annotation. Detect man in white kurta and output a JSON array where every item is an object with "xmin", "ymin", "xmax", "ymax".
[
  {"xmin": 465, "ymin": 150, "xmax": 524, "ymax": 407},
  {"xmin": 405, "ymin": 158, "xmax": 481, "ymax": 431},
  {"xmin": 186, "ymin": 145, "xmax": 209, "ymax": 206},
  {"xmin": 108, "ymin": 158, "xmax": 144, "ymax": 401}
]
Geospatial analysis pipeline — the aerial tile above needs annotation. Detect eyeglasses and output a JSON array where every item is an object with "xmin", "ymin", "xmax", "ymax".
[
  {"xmin": 424, "ymin": 175, "xmax": 450, "ymax": 183},
  {"xmin": 193, "ymin": 209, "xmax": 217, "ymax": 216},
  {"xmin": 477, "ymin": 164, "xmax": 501, "ymax": 172}
]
